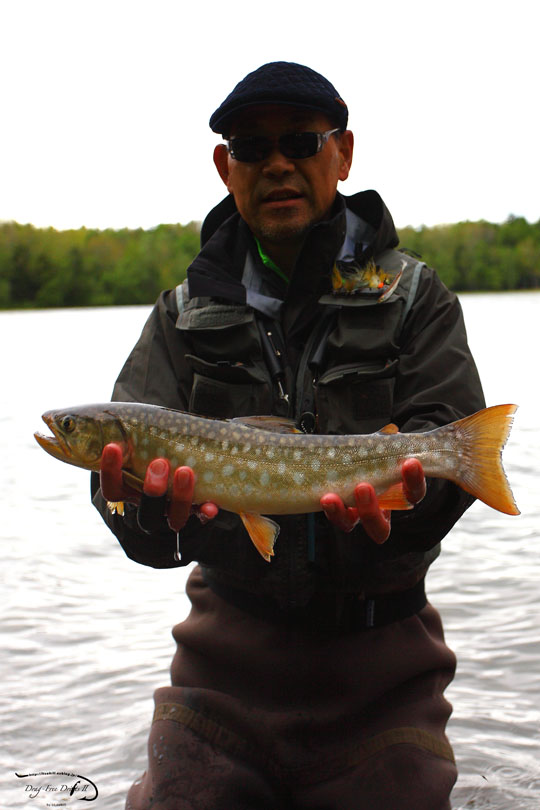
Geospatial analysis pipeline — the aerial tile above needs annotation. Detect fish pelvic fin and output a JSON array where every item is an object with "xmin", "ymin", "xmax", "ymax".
[
  {"xmin": 452, "ymin": 404, "xmax": 519, "ymax": 515},
  {"xmin": 240, "ymin": 512, "xmax": 279, "ymax": 562},
  {"xmin": 377, "ymin": 482, "xmax": 414, "ymax": 510}
]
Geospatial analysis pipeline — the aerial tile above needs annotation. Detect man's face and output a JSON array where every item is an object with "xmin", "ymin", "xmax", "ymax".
[{"xmin": 213, "ymin": 106, "xmax": 354, "ymax": 247}]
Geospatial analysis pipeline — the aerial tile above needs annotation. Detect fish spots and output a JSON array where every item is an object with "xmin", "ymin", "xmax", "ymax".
[
  {"xmin": 221, "ymin": 440, "xmax": 229, "ymax": 451},
  {"xmin": 326, "ymin": 469, "xmax": 339, "ymax": 482},
  {"xmin": 293, "ymin": 449, "xmax": 303, "ymax": 461},
  {"xmin": 277, "ymin": 462, "xmax": 286, "ymax": 476},
  {"xmin": 259, "ymin": 471, "xmax": 270, "ymax": 486},
  {"xmin": 185, "ymin": 455, "xmax": 197, "ymax": 468},
  {"xmin": 326, "ymin": 448, "xmax": 336, "ymax": 459},
  {"xmin": 205, "ymin": 452, "xmax": 215, "ymax": 462},
  {"xmin": 266, "ymin": 448, "xmax": 275, "ymax": 459},
  {"xmin": 311, "ymin": 458, "xmax": 321, "ymax": 471},
  {"xmin": 293, "ymin": 471, "xmax": 304, "ymax": 485},
  {"xmin": 222, "ymin": 464, "xmax": 234, "ymax": 477},
  {"xmin": 231, "ymin": 446, "xmax": 239, "ymax": 455},
  {"xmin": 203, "ymin": 470, "xmax": 214, "ymax": 483},
  {"xmin": 242, "ymin": 443, "xmax": 252, "ymax": 453},
  {"xmin": 243, "ymin": 483, "xmax": 254, "ymax": 495},
  {"xmin": 247, "ymin": 460, "xmax": 258, "ymax": 470},
  {"xmin": 239, "ymin": 470, "xmax": 247, "ymax": 481}
]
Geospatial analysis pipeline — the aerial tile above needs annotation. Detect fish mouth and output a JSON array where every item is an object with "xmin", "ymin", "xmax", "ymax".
[{"xmin": 34, "ymin": 414, "xmax": 72, "ymax": 461}]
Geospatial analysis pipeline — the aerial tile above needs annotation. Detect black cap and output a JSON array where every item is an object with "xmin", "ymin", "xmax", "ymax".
[{"xmin": 209, "ymin": 61, "xmax": 348, "ymax": 135}]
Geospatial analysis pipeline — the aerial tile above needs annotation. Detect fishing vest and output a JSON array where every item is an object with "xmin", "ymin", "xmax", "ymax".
[{"xmin": 174, "ymin": 249, "xmax": 425, "ymax": 436}]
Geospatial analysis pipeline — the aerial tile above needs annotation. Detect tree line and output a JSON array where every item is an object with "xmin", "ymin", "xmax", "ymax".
[{"xmin": 0, "ymin": 215, "xmax": 539, "ymax": 309}]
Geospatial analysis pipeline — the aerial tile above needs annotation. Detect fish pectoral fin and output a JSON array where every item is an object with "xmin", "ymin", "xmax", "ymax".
[
  {"xmin": 107, "ymin": 501, "xmax": 125, "ymax": 516},
  {"xmin": 378, "ymin": 423, "xmax": 400, "ymax": 435},
  {"xmin": 377, "ymin": 482, "xmax": 414, "ymax": 510},
  {"xmin": 231, "ymin": 415, "xmax": 302, "ymax": 434},
  {"xmin": 122, "ymin": 470, "xmax": 145, "ymax": 492},
  {"xmin": 239, "ymin": 512, "xmax": 279, "ymax": 562}
]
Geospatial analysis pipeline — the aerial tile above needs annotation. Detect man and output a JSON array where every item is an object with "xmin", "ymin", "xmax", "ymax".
[{"xmin": 92, "ymin": 62, "xmax": 485, "ymax": 809}]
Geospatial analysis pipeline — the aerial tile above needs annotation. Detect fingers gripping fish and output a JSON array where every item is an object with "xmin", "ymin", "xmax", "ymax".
[{"xmin": 35, "ymin": 403, "xmax": 520, "ymax": 562}]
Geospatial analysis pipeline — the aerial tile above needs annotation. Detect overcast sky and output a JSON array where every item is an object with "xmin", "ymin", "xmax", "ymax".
[{"xmin": 2, "ymin": 0, "xmax": 539, "ymax": 231}]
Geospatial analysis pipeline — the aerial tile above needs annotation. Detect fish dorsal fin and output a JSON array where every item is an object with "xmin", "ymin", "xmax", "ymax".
[
  {"xmin": 377, "ymin": 482, "xmax": 413, "ymax": 510},
  {"xmin": 231, "ymin": 415, "xmax": 302, "ymax": 434},
  {"xmin": 239, "ymin": 512, "xmax": 279, "ymax": 561},
  {"xmin": 378, "ymin": 423, "xmax": 399, "ymax": 435}
]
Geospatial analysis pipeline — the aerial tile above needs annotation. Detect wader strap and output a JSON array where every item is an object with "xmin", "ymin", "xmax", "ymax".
[{"xmin": 202, "ymin": 569, "xmax": 427, "ymax": 631}]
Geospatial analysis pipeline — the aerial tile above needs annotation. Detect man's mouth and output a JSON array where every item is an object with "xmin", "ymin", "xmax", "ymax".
[{"xmin": 262, "ymin": 189, "xmax": 303, "ymax": 204}]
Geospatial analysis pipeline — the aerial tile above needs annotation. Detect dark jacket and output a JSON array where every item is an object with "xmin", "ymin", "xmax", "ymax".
[{"xmin": 92, "ymin": 190, "xmax": 485, "ymax": 611}]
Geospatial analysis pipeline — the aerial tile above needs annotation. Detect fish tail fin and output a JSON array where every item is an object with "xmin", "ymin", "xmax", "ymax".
[
  {"xmin": 240, "ymin": 512, "xmax": 279, "ymax": 562},
  {"xmin": 452, "ymin": 404, "xmax": 519, "ymax": 515}
]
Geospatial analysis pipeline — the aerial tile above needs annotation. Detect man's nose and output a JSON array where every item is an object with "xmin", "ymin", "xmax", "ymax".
[{"xmin": 261, "ymin": 146, "xmax": 295, "ymax": 177}]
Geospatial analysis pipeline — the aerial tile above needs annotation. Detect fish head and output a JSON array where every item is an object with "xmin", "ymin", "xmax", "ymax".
[{"xmin": 34, "ymin": 405, "xmax": 128, "ymax": 471}]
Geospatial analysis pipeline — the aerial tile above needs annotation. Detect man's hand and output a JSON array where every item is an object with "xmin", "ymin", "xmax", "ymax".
[
  {"xmin": 320, "ymin": 458, "xmax": 426, "ymax": 544},
  {"xmin": 99, "ymin": 443, "xmax": 218, "ymax": 533}
]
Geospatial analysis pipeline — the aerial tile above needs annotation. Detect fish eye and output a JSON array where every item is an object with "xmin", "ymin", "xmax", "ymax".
[{"xmin": 61, "ymin": 415, "xmax": 76, "ymax": 433}]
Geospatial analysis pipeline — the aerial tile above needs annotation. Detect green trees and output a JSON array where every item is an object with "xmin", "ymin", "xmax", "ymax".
[
  {"xmin": 0, "ymin": 221, "xmax": 201, "ymax": 309},
  {"xmin": 1, "ymin": 215, "xmax": 539, "ymax": 309},
  {"xmin": 398, "ymin": 216, "xmax": 540, "ymax": 292}
]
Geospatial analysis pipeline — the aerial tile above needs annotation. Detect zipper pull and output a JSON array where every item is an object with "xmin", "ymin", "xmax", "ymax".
[
  {"xmin": 298, "ymin": 412, "xmax": 316, "ymax": 434},
  {"xmin": 258, "ymin": 323, "xmax": 289, "ymax": 403}
]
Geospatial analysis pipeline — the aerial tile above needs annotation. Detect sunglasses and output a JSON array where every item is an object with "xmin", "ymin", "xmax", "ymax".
[{"xmin": 226, "ymin": 128, "xmax": 340, "ymax": 163}]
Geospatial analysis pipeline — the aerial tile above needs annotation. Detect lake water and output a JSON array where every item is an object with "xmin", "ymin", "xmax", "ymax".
[{"xmin": 1, "ymin": 292, "xmax": 539, "ymax": 809}]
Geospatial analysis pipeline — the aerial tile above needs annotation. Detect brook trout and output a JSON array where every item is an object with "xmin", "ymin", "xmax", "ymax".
[{"xmin": 35, "ymin": 402, "xmax": 519, "ymax": 561}]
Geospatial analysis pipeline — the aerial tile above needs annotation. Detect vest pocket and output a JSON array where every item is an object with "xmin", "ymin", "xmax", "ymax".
[
  {"xmin": 315, "ymin": 359, "xmax": 398, "ymax": 434},
  {"xmin": 185, "ymin": 354, "xmax": 272, "ymax": 418}
]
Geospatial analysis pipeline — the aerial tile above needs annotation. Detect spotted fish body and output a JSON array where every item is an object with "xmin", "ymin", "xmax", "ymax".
[{"xmin": 35, "ymin": 402, "xmax": 519, "ymax": 561}]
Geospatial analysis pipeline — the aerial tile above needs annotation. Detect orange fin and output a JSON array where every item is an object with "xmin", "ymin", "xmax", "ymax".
[
  {"xmin": 451, "ymin": 404, "xmax": 520, "ymax": 515},
  {"xmin": 107, "ymin": 500, "xmax": 125, "ymax": 516},
  {"xmin": 240, "ymin": 512, "xmax": 279, "ymax": 562},
  {"xmin": 377, "ymin": 482, "xmax": 413, "ymax": 510},
  {"xmin": 232, "ymin": 415, "xmax": 302, "ymax": 434},
  {"xmin": 378, "ymin": 423, "xmax": 399, "ymax": 435}
]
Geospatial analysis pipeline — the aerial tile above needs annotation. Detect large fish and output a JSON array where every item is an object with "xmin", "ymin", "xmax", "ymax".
[{"xmin": 35, "ymin": 402, "xmax": 519, "ymax": 561}]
